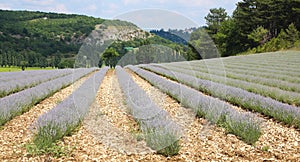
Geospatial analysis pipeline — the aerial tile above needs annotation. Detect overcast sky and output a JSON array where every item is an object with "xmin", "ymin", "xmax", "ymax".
[{"xmin": 0, "ymin": 0, "xmax": 241, "ymax": 29}]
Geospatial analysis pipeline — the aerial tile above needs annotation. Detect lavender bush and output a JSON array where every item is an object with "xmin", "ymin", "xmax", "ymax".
[
  {"xmin": 222, "ymin": 64, "xmax": 300, "ymax": 78},
  {"xmin": 0, "ymin": 69, "xmax": 52, "ymax": 82},
  {"xmin": 203, "ymin": 62, "xmax": 300, "ymax": 83},
  {"xmin": 33, "ymin": 67, "xmax": 108, "ymax": 149},
  {"xmin": 169, "ymin": 55, "xmax": 300, "ymax": 84},
  {"xmin": 116, "ymin": 66, "xmax": 181, "ymax": 156},
  {"xmin": 0, "ymin": 69, "xmax": 73, "ymax": 98},
  {"xmin": 168, "ymin": 62, "xmax": 300, "ymax": 93},
  {"xmin": 160, "ymin": 64, "xmax": 300, "ymax": 106},
  {"xmin": 0, "ymin": 68, "xmax": 97, "ymax": 126},
  {"xmin": 140, "ymin": 65, "xmax": 300, "ymax": 129},
  {"xmin": 128, "ymin": 66, "xmax": 262, "ymax": 145}
]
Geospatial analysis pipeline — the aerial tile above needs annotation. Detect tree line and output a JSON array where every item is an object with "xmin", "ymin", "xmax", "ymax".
[{"xmin": 190, "ymin": 0, "xmax": 300, "ymax": 57}]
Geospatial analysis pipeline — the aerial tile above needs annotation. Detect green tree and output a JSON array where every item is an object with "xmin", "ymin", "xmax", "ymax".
[
  {"xmin": 101, "ymin": 47, "xmax": 119, "ymax": 68},
  {"xmin": 248, "ymin": 26, "xmax": 270, "ymax": 46},
  {"xmin": 205, "ymin": 8, "xmax": 228, "ymax": 35},
  {"xmin": 214, "ymin": 18, "xmax": 244, "ymax": 56},
  {"xmin": 58, "ymin": 59, "xmax": 74, "ymax": 69},
  {"xmin": 20, "ymin": 61, "xmax": 28, "ymax": 71},
  {"xmin": 233, "ymin": 0, "xmax": 300, "ymax": 50},
  {"xmin": 188, "ymin": 28, "xmax": 219, "ymax": 59},
  {"xmin": 286, "ymin": 23, "xmax": 299, "ymax": 45}
]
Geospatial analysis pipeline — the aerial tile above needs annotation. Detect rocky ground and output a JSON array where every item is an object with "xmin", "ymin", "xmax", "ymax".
[{"xmin": 0, "ymin": 69, "xmax": 300, "ymax": 161}]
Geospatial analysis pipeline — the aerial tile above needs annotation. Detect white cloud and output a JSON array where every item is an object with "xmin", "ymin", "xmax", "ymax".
[{"xmin": 0, "ymin": 3, "xmax": 11, "ymax": 10}]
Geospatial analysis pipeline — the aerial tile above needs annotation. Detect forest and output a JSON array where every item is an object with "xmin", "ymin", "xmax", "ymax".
[{"xmin": 200, "ymin": 0, "xmax": 300, "ymax": 57}]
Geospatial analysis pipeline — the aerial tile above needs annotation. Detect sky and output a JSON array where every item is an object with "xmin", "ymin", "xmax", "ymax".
[{"xmin": 0, "ymin": 0, "xmax": 241, "ymax": 29}]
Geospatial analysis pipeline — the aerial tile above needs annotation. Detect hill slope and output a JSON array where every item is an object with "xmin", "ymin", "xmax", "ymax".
[
  {"xmin": 0, "ymin": 10, "xmax": 143, "ymax": 68},
  {"xmin": 0, "ymin": 10, "xmax": 188, "ymax": 68}
]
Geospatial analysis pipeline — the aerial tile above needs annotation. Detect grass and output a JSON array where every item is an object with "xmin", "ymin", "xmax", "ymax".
[
  {"xmin": 261, "ymin": 145, "xmax": 270, "ymax": 152},
  {"xmin": 25, "ymin": 142, "xmax": 71, "ymax": 157},
  {"xmin": 0, "ymin": 66, "xmax": 54, "ymax": 72}
]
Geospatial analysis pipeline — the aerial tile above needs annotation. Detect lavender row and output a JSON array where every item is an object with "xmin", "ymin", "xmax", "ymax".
[
  {"xmin": 128, "ymin": 66, "xmax": 261, "ymax": 145},
  {"xmin": 116, "ymin": 66, "xmax": 181, "ymax": 156},
  {"xmin": 225, "ymin": 51, "xmax": 300, "ymax": 63},
  {"xmin": 159, "ymin": 64, "xmax": 300, "ymax": 106},
  {"xmin": 189, "ymin": 60, "xmax": 300, "ymax": 77},
  {"xmin": 166, "ymin": 60, "xmax": 300, "ymax": 89},
  {"xmin": 0, "ymin": 68, "xmax": 98, "ymax": 126},
  {"xmin": 224, "ymin": 59, "xmax": 299, "ymax": 69},
  {"xmin": 201, "ymin": 63, "xmax": 300, "ymax": 84},
  {"xmin": 223, "ymin": 63, "xmax": 300, "ymax": 77},
  {"xmin": 0, "ymin": 69, "xmax": 73, "ymax": 98},
  {"xmin": 140, "ymin": 65, "xmax": 300, "ymax": 129},
  {"xmin": 33, "ymin": 67, "xmax": 108, "ymax": 149},
  {"xmin": 0, "ymin": 69, "xmax": 54, "ymax": 82},
  {"xmin": 225, "ymin": 71, "xmax": 300, "ymax": 93},
  {"xmin": 223, "ymin": 55, "xmax": 300, "ymax": 71},
  {"xmin": 180, "ymin": 58, "xmax": 300, "ymax": 81},
  {"xmin": 226, "ymin": 52, "xmax": 300, "ymax": 66},
  {"xmin": 165, "ymin": 64, "xmax": 300, "ymax": 104},
  {"xmin": 173, "ymin": 55, "xmax": 300, "ymax": 82},
  {"xmin": 179, "ymin": 61, "xmax": 300, "ymax": 87}
]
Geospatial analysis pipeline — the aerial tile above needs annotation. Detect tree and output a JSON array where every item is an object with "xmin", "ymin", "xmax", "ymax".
[
  {"xmin": 233, "ymin": 0, "xmax": 300, "ymax": 50},
  {"xmin": 101, "ymin": 47, "xmax": 119, "ymax": 68},
  {"xmin": 248, "ymin": 26, "xmax": 270, "ymax": 46},
  {"xmin": 52, "ymin": 54, "xmax": 61, "ymax": 68},
  {"xmin": 58, "ymin": 59, "xmax": 74, "ymax": 69},
  {"xmin": 205, "ymin": 8, "xmax": 228, "ymax": 35},
  {"xmin": 188, "ymin": 28, "xmax": 219, "ymax": 59},
  {"xmin": 285, "ymin": 23, "xmax": 299, "ymax": 45},
  {"xmin": 214, "ymin": 18, "xmax": 245, "ymax": 56},
  {"xmin": 20, "ymin": 61, "xmax": 28, "ymax": 71}
]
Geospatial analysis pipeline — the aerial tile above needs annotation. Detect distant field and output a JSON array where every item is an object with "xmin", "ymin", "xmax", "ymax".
[{"xmin": 0, "ymin": 67, "xmax": 54, "ymax": 72}]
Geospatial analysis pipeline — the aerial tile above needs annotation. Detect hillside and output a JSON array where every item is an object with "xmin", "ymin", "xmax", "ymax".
[
  {"xmin": 0, "ymin": 10, "xmax": 147, "ymax": 68},
  {"xmin": 0, "ymin": 10, "xmax": 189, "ymax": 69},
  {"xmin": 150, "ymin": 29, "xmax": 189, "ymax": 45}
]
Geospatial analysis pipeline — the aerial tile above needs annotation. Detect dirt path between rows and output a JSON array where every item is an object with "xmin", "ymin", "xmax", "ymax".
[
  {"xmin": 84, "ymin": 69, "xmax": 153, "ymax": 154},
  {"xmin": 0, "ymin": 72, "xmax": 93, "ymax": 161}
]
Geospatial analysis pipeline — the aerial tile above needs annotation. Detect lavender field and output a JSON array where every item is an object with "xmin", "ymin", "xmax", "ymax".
[{"xmin": 0, "ymin": 51, "xmax": 300, "ymax": 161}]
